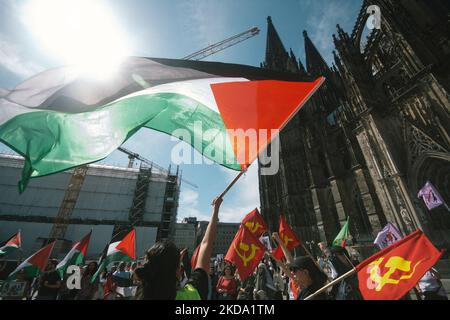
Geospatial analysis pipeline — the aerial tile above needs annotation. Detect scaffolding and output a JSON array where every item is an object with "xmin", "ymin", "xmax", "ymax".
[
  {"xmin": 128, "ymin": 163, "xmax": 153, "ymax": 226},
  {"xmin": 157, "ymin": 166, "xmax": 180, "ymax": 242},
  {"xmin": 48, "ymin": 166, "xmax": 88, "ymax": 241}
]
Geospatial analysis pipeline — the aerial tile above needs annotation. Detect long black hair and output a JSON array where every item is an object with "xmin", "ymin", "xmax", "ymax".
[{"xmin": 136, "ymin": 240, "xmax": 180, "ymax": 300}]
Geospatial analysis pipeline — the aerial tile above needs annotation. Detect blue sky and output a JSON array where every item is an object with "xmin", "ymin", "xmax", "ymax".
[{"xmin": 0, "ymin": 0, "xmax": 362, "ymax": 223}]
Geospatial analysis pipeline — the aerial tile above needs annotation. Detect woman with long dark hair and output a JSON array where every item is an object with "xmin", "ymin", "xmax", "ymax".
[
  {"xmin": 216, "ymin": 265, "xmax": 238, "ymax": 300},
  {"xmin": 136, "ymin": 197, "xmax": 222, "ymax": 300}
]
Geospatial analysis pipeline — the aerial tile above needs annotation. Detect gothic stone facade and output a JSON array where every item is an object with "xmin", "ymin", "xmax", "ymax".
[{"xmin": 258, "ymin": 0, "xmax": 450, "ymax": 256}]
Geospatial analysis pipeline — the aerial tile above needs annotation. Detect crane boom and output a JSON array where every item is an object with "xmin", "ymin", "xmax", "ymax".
[{"xmin": 183, "ymin": 27, "xmax": 260, "ymax": 61}]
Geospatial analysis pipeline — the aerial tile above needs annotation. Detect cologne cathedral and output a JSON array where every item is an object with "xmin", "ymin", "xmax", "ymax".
[{"xmin": 258, "ymin": 0, "xmax": 450, "ymax": 256}]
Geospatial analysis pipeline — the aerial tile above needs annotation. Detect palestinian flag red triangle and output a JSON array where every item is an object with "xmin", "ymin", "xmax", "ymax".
[
  {"xmin": 0, "ymin": 230, "xmax": 22, "ymax": 256},
  {"xmin": 116, "ymin": 228, "xmax": 136, "ymax": 260},
  {"xmin": 8, "ymin": 241, "xmax": 55, "ymax": 279}
]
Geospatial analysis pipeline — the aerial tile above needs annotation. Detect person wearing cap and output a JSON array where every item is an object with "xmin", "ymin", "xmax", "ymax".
[
  {"xmin": 288, "ymin": 256, "xmax": 329, "ymax": 300},
  {"xmin": 272, "ymin": 232, "xmax": 329, "ymax": 300}
]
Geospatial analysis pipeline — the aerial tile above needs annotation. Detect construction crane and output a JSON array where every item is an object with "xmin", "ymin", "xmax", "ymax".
[
  {"xmin": 118, "ymin": 146, "xmax": 198, "ymax": 189},
  {"xmin": 47, "ymin": 26, "xmax": 259, "ymax": 248},
  {"xmin": 183, "ymin": 27, "xmax": 260, "ymax": 60}
]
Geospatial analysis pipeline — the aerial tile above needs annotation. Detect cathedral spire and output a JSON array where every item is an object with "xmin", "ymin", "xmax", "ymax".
[
  {"xmin": 265, "ymin": 16, "xmax": 290, "ymax": 71},
  {"xmin": 287, "ymin": 48, "xmax": 299, "ymax": 72},
  {"xmin": 303, "ymin": 30, "xmax": 331, "ymax": 77},
  {"xmin": 298, "ymin": 58, "xmax": 307, "ymax": 74}
]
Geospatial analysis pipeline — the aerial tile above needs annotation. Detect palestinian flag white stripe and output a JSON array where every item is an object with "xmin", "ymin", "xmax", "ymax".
[
  {"xmin": 107, "ymin": 241, "xmax": 121, "ymax": 256},
  {"xmin": 120, "ymin": 77, "xmax": 249, "ymax": 113}
]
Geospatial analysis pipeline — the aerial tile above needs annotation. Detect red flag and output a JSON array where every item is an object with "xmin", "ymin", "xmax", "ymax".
[
  {"xmin": 272, "ymin": 215, "xmax": 301, "ymax": 260},
  {"xmin": 225, "ymin": 225, "xmax": 265, "ymax": 281},
  {"xmin": 241, "ymin": 208, "xmax": 268, "ymax": 238},
  {"xmin": 356, "ymin": 230, "xmax": 443, "ymax": 300},
  {"xmin": 191, "ymin": 244, "xmax": 200, "ymax": 270}
]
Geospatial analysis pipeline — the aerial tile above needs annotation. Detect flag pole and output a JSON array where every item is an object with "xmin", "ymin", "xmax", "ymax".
[{"xmin": 304, "ymin": 268, "xmax": 357, "ymax": 300}]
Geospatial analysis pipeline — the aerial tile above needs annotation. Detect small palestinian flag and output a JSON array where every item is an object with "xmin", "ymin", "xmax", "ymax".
[
  {"xmin": 92, "ymin": 228, "xmax": 136, "ymax": 283},
  {"xmin": 333, "ymin": 217, "xmax": 350, "ymax": 248},
  {"xmin": 8, "ymin": 241, "xmax": 55, "ymax": 280},
  {"xmin": 56, "ymin": 230, "xmax": 92, "ymax": 278},
  {"xmin": 0, "ymin": 230, "xmax": 21, "ymax": 257},
  {"xmin": 0, "ymin": 57, "xmax": 324, "ymax": 192}
]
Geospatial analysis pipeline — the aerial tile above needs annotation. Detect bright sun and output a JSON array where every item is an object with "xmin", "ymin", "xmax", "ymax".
[{"xmin": 22, "ymin": 0, "xmax": 131, "ymax": 80}]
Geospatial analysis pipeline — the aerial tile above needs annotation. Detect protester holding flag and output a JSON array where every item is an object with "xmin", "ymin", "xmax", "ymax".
[
  {"xmin": 136, "ymin": 197, "xmax": 222, "ymax": 300},
  {"xmin": 35, "ymin": 259, "xmax": 61, "ymax": 300},
  {"xmin": 288, "ymin": 256, "xmax": 329, "ymax": 300},
  {"xmin": 272, "ymin": 232, "xmax": 329, "ymax": 300}
]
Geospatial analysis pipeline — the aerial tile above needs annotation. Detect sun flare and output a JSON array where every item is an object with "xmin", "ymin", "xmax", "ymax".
[{"xmin": 22, "ymin": 0, "xmax": 131, "ymax": 80}]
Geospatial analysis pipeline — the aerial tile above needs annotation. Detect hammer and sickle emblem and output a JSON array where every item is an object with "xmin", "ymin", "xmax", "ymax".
[
  {"xmin": 245, "ymin": 221, "xmax": 262, "ymax": 234},
  {"xmin": 234, "ymin": 241, "xmax": 260, "ymax": 267},
  {"xmin": 282, "ymin": 234, "xmax": 293, "ymax": 246},
  {"xmin": 367, "ymin": 256, "xmax": 423, "ymax": 291}
]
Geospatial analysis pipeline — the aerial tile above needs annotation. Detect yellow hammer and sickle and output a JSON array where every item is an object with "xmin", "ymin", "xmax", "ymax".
[
  {"xmin": 234, "ymin": 241, "xmax": 260, "ymax": 267},
  {"xmin": 245, "ymin": 221, "xmax": 262, "ymax": 234},
  {"xmin": 367, "ymin": 256, "xmax": 423, "ymax": 291},
  {"xmin": 282, "ymin": 234, "xmax": 293, "ymax": 246}
]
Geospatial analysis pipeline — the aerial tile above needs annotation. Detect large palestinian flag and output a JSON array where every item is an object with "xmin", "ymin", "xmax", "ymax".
[
  {"xmin": 92, "ymin": 228, "xmax": 136, "ymax": 283},
  {"xmin": 8, "ymin": 241, "xmax": 55, "ymax": 280},
  {"xmin": 56, "ymin": 230, "xmax": 92, "ymax": 278},
  {"xmin": 0, "ymin": 57, "xmax": 324, "ymax": 192},
  {"xmin": 0, "ymin": 230, "xmax": 21, "ymax": 256}
]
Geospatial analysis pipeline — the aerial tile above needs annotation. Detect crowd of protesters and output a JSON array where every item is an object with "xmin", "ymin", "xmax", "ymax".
[{"xmin": 0, "ymin": 196, "xmax": 448, "ymax": 301}]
